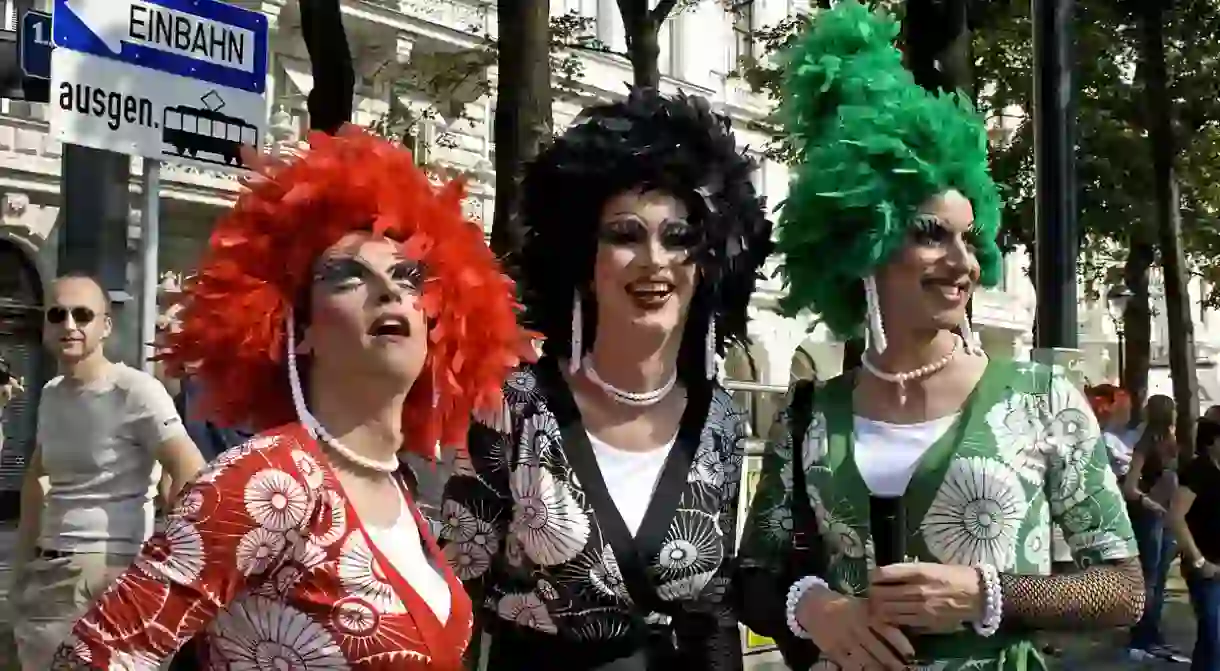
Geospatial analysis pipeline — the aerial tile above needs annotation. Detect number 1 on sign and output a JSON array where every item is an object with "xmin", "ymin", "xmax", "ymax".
[{"xmin": 31, "ymin": 20, "xmax": 51, "ymax": 47}]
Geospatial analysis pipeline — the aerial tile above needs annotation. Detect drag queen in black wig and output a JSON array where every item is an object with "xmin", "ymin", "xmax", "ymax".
[{"xmin": 440, "ymin": 88, "xmax": 773, "ymax": 670}]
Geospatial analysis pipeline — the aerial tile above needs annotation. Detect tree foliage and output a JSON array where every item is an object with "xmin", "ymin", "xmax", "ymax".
[
  {"xmin": 739, "ymin": 0, "xmax": 1220, "ymax": 293},
  {"xmin": 368, "ymin": 12, "xmax": 599, "ymax": 161}
]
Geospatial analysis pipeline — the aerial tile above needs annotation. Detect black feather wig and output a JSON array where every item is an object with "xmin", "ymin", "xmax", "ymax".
[{"xmin": 516, "ymin": 88, "xmax": 774, "ymax": 385}]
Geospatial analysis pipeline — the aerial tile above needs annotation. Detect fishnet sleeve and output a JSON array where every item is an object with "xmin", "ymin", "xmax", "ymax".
[
  {"xmin": 998, "ymin": 558, "xmax": 1144, "ymax": 628},
  {"xmin": 997, "ymin": 372, "xmax": 1144, "ymax": 629}
]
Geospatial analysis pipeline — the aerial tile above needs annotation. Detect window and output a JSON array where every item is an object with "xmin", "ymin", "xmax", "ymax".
[
  {"xmin": 749, "ymin": 152, "xmax": 766, "ymax": 197},
  {"xmin": 788, "ymin": 0, "xmax": 813, "ymax": 15},
  {"xmin": 658, "ymin": 16, "xmax": 682, "ymax": 77},
  {"xmin": 730, "ymin": 0, "xmax": 755, "ymax": 67},
  {"xmin": 3, "ymin": 0, "xmax": 16, "ymax": 32}
]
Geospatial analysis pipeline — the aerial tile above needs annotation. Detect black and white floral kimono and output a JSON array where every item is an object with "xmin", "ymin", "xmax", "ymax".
[{"xmin": 438, "ymin": 356, "xmax": 747, "ymax": 671}]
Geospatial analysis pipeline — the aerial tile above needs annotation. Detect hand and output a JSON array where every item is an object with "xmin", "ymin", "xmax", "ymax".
[
  {"xmin": 1141, "ymin": 496, "xmax": 1166, "ymax": 515},
  {"xmin": 0, "ymin": 376, "xmax": 24, "ymax": 407},
  {"xmin": 868, "ymin": 562, "xmax": 984, "ymax": 633},
  {"xmin": 1198, "ymin": 561, "xmax": 1219, "ymax": 579},
  {"xmin": 796, "ymin": 584, "xmax": 913, "ymax": 671}
]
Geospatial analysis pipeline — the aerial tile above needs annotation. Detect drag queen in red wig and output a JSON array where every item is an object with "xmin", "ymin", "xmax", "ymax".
[{"xmin": 49, "ymin": 123, "xmax": 531, "ymax": 669}]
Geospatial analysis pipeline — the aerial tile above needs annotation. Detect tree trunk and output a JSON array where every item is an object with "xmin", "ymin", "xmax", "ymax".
[
  {"xmin": 489, "ymin": 0, "xmax": 553, "ymax": 259},
  {"xmin": 903, "ymin": 0, "xmax": 973, "ymax": 98},
  {"xmin": 617, "ymin": 0, "xmax": 676, "ymax": 90},
  {"xmin": 299, "ymin": 0, "xmax": 354, "ymax": 134},
  {"xmin": 1140, "ymin": 1, "xmax": 1199, "ymax": 455},
  {"xmin": 1123, "ymin": 236, "xmax": 1154, "ymax": 427}
]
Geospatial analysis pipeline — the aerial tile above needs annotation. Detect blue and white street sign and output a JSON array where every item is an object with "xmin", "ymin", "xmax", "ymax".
[
  {"xmin": 52, "ymin": 0, "xmax": 268, "ymax": 94},
  {"xmin": 19, "ymin": 11, "xmax": 53, "ymax": 81},
  {"xmin": 49, "ymin": 0, "xmax": 269, "ymax": 172}
]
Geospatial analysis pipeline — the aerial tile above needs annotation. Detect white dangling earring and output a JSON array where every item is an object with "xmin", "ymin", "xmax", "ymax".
[
  {"xmin": 705, "ymin": 314, "xmax": 717, "ymax": 380},
  {"xmin": 960, "ymin": 314, "xmax": 980, "ymax": 355},
  {"xmin": 285, "ymin": 311, "xmax": 310, "ymax": 427},
  {"xmin": 864, "ymin": 275, "xmax": 888, "ymax": 354},
  {"xmin": 569, "ymin": 290, "xmax": 583, "ymax": 374}
]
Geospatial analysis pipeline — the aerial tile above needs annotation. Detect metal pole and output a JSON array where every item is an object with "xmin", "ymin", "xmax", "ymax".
[
  {"xmin": 1031, "ymin": 0, "xmax": 1083, "ymax": 382},
  {"xmin": 138, "ymin": 159, "xmax": 160, "ymax": 372},
  {"xmin": 1118, "ymin": 331, "xmax": 1124, "ymax": 385}
]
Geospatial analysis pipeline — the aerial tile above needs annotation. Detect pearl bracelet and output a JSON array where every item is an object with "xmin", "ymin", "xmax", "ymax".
[
  {"xmin": 972, "ymin": 563, "xmax": 1002, "ymax": 637},
  {"xmin": 786, "ymin": 575, "xmax": 829, "ymax": 640}
]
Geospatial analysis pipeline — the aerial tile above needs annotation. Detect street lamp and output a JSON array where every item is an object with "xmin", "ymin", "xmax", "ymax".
[{"xmin": 1107, "ymin": 285, "xmax": 1134, "ymax": 384}]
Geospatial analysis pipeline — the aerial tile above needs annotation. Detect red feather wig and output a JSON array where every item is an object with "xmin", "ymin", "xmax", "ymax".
[
  {"xmin": 1084, "ymin": 383, "xmax": 1131, "ymax": 428},
  {"xmin": 159, "ymin": 127, "xmax": 535, "ymax": 458}
]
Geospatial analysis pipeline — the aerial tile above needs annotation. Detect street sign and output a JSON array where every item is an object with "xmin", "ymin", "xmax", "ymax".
[
  {"xmin": 19, "ymin": 11, "xmax": 52, "ymax": 81},
  {"xmin": 49, "ymin": 0, "xmax": 268, "ymax": 171}
]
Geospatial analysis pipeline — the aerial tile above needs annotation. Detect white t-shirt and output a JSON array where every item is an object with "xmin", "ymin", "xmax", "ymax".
[
  {"xmin": 588, "ymin": 432, "xmax": 674, "ymax": 536},
  {"xmin": 363, "ymin": 486, "xmax": 451, "ymax": 622},
  {"xmin": 36, "ymin": 362, "xmax": 187, "ymax": 554},
  {"xmin": 853, "ymin": 414, "xmax": 959, "ymax": 497}
]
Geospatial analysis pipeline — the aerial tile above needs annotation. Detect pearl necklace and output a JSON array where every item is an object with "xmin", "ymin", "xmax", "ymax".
[
  {"xmin": 286, "ymin": 312, "xmax": 400, "ymax": 474},
  {"xmin": 861, "ymin": 336, "xmax": 961, "ymax": 404},
  {"xmin": 581, "ymin": 355, "xmax": 677, "ymax": 407},
  {"xmin": 301, "ymin": 409, "xmax": 401, "ymax": 474}
]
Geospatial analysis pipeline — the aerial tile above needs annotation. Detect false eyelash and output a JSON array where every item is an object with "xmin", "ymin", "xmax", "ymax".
[
  {"xmin": 910, "ymin": 213, "xmax": 944, "ymax": 231},
  {"xmin": 392, "ymin": 263, "xmax": 426, "ymax": 288}
]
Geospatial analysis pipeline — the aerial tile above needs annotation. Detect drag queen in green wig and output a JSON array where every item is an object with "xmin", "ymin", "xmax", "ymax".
[{"xmin": 735, "ymin": 2, "xmax": 1144, "ymax": 670}]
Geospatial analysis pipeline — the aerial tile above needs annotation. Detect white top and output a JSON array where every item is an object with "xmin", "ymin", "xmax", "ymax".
[
  {"xmin": 363, "ymin": 486, "xmax": 451, "ymax": 623},
  {"xmin": 853, "ymin": 414, "xmax": 959, "ymax": 496},
  {"xmin": 37, "ymin": 362, "xmax": 187, "ymax": 554},
  {"xmin": 1103, "ymin": 428, "xmax": 1138, "ymax": 477},
  {"xmin": 587, "ymin": 432, "xmax": 674, "ymax": 536}
]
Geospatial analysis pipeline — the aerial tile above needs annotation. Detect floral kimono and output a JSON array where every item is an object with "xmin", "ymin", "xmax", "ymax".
[
  {"xmin": 439, "ymin": 357, "xmax": 747, "ymax": 670},
  {"xmin": 738, "ymin": 359, "xmax": 1137, "ymax": 670},
  {"xmin": 51, "ymin": 425, "xmax": 474, "ymax": 670}
]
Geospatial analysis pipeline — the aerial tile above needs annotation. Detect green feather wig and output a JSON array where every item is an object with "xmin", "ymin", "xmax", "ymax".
[{"xmin": 774, "ymin": 0, "xmax": 1002, "ymax": 339}]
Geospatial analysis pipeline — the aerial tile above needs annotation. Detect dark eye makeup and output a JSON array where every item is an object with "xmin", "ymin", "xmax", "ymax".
[
  {"xmin": 910, "ymin": 214, "xmax": 979, "ymax": 251},
  {"xmin": 597, "ymin": 216, "xmax": 701, "ymax": 252},
  {"xmin": 313, "ymin": 255, "xmax": 425, "ymax": 294}
]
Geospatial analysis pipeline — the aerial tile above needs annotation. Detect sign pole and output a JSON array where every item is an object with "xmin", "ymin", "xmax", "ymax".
[
  {"xmin": 138, "ymin": 158, "xmax": 160, "ymax": 373},
  {"xmin": 1031, "ymin": 0, "xmax": 1083, "ymax": 386}
]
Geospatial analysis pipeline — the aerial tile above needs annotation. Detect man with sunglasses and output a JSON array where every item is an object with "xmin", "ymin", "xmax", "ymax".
[{"xmin": 8, "ymin": 272, "xmax": 205, "ymax": 670}]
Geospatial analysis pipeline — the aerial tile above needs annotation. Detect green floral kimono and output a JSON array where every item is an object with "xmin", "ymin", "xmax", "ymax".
[{"xmin": 738, "ymin": 359, "xmax": 1137, "ymax": 670}]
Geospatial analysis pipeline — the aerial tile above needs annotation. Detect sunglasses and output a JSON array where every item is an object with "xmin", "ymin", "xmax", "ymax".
[{"xmin": 45, "ymin": 306, "xmax": 97, "ymax": 326}]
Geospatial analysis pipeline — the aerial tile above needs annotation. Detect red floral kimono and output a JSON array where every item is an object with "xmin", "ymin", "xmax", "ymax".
[{"xmin": 50, "ymin": 424, "xmax": 473, "ymax": 670}]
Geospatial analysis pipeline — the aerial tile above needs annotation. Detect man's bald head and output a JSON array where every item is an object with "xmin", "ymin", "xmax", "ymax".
[
  {"xmin": 44, "ymin": 273, "xmax": 113, "ymax": 363},
  {"xmin": 50, "ymin": 273, "xmax": 109, "ymax": 314}
]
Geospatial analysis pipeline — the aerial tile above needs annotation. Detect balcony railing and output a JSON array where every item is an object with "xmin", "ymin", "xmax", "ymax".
[{"xmin": 723, "ymin": 379, "xmax": 789, "ymax": 452}]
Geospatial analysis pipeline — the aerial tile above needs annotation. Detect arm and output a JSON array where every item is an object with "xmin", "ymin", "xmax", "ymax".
[
  {"xmin": 1169, "ymin": 485, "xmax": 1203, "ymax": 567},
  {"xmin": 157, "ymin": 470, "xmax": 173, "ymax": 512},
  {"xmin": 153, "ymin": 435, "xmax": 207, "ymax": 499},
  {"xmin": 1122, "ymin": 447, "xmax": 1147, "ymax": 501},
  {"xmin": 997, "ymin": 378, "xmax": 1144, "ymax": 629},
  {"xmin": 11, "ymin": 445, "xmax": 44, "ymax": 574},
  {"xmin": 131, "ymin": 375, "xmax": 207, "ymax": 499},
  {"xmin": 50, "ymin": 439, "xmax": 309, "ymax": 667},
  {"xmin": 733, "ymin": 397, "xmax": 819, "ymax": 666}
]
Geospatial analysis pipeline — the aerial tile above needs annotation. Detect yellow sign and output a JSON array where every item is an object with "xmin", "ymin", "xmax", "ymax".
[{"xmin": 746, "ymin": 630, "xmax": 776, "ymax": 649}]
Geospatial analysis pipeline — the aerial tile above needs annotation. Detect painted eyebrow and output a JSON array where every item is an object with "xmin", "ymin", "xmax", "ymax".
[{"xmin": 602, "ymin": 214, "xmax": 691, "ymax": 226}]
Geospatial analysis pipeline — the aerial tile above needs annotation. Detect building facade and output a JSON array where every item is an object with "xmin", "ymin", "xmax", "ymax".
[{"xmin": 0, "ymin": 0, "xmax": 1214, "ymax": 492}]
